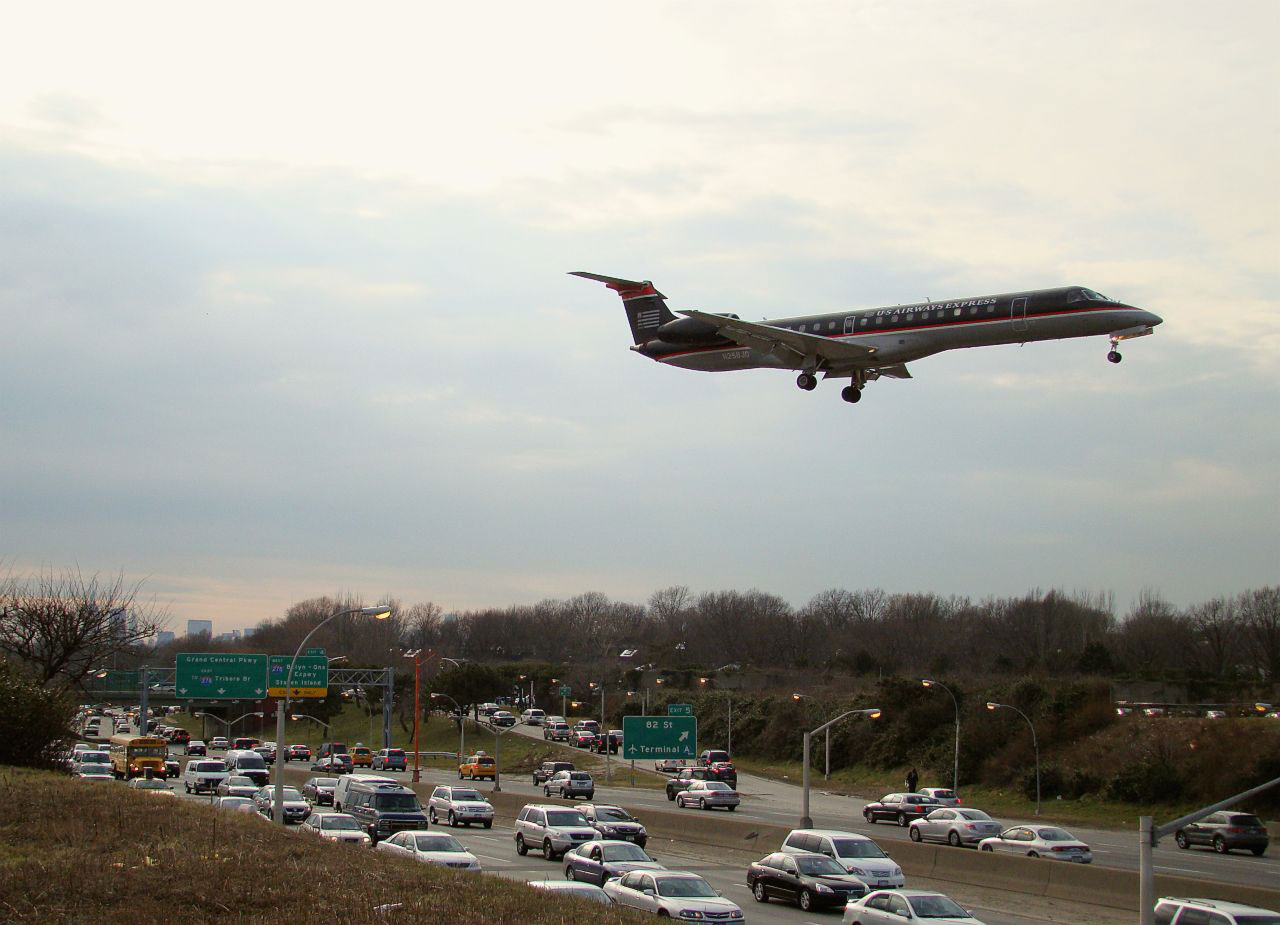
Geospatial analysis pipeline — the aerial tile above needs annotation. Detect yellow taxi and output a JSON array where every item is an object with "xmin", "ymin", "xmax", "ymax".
[
  {"xmin": 458, "ymin": 751, "xmax": 497, "ymax": 781},
  {"xmin": 350, "ymin": 744, "xmax": 373, "ymax": 768}
]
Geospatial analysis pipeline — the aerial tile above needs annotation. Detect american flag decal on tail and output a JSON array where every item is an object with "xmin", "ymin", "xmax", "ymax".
[
  {"xmin": 636, "ymin": 308, "xmax": 661, "ymax": 329},
  {"xmin": 569, "ymin": 271, "xmax": 677, "ymax": 344}
]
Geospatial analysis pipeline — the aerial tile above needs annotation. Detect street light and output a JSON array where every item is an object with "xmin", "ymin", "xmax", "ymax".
[
  {"xmin": 403, "ymin": 648, "xmax": 434, "ymax": 782},
  {"xmin": 430, "ymin": 692, "xmax": 466, "ymax": 760},
  {"xmin": 195, "ymin": 710, "xmax": 264, "ymax": 738},
  {"xmin": 922, "ymin": 679, "xmax": 960, "ymax": 793},
  {"xmin": 273, "ymin": 604, "xmax": 391, "ymax": 826},
  {"xmin": 590, "ymin": 682, "xmax": 612, "ymax": 783},
  {"xmin": 290, "ymin": 713, "xmax": 330, "ymax": 733},
  {"xmin": 987, "ymin": 702, "xmax": 1040, "ymax": 815},
  {"xmin": 792, "ymin": 693, "xmax": 834, "ymax": 780},
  {"xmin": 801, "ymin": 708, "xmax": 881, "ymax": 828}
]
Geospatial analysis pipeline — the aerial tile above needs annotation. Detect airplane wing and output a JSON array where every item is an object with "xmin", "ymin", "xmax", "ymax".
[{"xmin": 678, "ymin": 308, "xmax": 881, "ymax": 366}]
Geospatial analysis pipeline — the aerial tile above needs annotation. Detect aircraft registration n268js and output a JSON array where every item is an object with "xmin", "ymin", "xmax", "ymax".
[{"xmin": 571, "ymin": 272, "xmax": 1162, "ymax": 406}]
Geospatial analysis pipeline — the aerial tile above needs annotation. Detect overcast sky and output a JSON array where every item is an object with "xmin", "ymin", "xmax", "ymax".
[{"xmin": 2, "ymin": 2, "xmax": 1276, "ymax": 633}]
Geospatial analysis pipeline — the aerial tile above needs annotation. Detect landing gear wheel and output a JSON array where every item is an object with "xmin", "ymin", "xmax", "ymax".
[
  {"xmin": 841, "ymin": 385, "xmax": 862, "ymax": 403},
  {"xmin": 796, "ymin": 372, "xmax": 818, "ymax": 391},
  {"xmin": 1108, "ymin": 350, "xmax": 1122, "ymax": 363},
  {"xmin": 753, "ymin": 881, "xmax": 768, "ymax": 903}
]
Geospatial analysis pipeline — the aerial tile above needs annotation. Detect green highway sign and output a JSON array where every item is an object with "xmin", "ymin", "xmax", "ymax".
[
  {"xmin": 559, "ymin": 685, "xmax": 572, "ymax": 697},
  {"xmin": 622, "ymin": 715, "xmax": 698, "ymax": 760},
  {"xmin": 176, "ymin": 653, "xmax": 267, "ymax": 700},
  {"xmin": 667, "ymin": 703, "xmax": 693, "ymax": 716},
  {"xmin": 305, "ymin": 647, "xmax": 326, "ymax": 658},
  {"xmin": 268, "ymin": 655, "xmax": 330, "ymax": 698}
]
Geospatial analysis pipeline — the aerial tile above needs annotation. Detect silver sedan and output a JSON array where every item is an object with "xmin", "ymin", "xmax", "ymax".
[
  {"xmin": 675, "ymin": 780, "xmax": 740, "ymax": 811},
  {"xmin": 909, "ymin": 808, "xmax": 1002, "ymax": 847},
  {"xmin": 977, "ymin": 825, "xmax": 1092, "ymax": 863}
]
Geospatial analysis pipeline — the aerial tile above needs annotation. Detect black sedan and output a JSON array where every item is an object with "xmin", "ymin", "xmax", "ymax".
[
  {"xmin": 748, "ymin": 851, "xmax": 868, "ymax": 912},
  {"xmin": 863, "ymin": 793, "xmax": 941, "ymax": 826},
  {"xmin": 1175, "ymin": 812, "xmax": 1269, "ymax": 856}
]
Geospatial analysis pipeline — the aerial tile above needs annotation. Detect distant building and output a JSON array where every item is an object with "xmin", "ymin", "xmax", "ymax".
[
  {"xmin": 242, "ymin": 626, "xmax": 257, "ymax": 640},
  {"xmin": 213, "ymin": 629, "xmax": 242, "ymax": 643},
  {"xmin": 187, "ymin": 619, "xmax": 213, "ymax": 638},
  {"xmin": 155, "ymin": 630, "xmax": 175, "ymax": 647}
]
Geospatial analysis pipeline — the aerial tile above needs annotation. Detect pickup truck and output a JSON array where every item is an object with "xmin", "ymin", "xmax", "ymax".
[{"xmin": 665, "ymin": 766, "xmax": 716, "ymax": 801}]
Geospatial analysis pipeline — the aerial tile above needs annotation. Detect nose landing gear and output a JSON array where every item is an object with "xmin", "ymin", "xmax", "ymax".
[{"xmin": 1107, "ymin": 349, "xmax": 1122, "ymax": 364}]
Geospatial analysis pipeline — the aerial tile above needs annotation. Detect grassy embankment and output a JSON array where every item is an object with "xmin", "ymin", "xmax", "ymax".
[
  {"xmin": 730, "ymin": 757, "xmax": 1269, "ymax": 830},
  {"xmin": 168, "ymin": 707, "xmax": 667, "ymax": 789},
  {"xmin": 0, "ymin": 766, "xmax": 648, "ymax": 924}
]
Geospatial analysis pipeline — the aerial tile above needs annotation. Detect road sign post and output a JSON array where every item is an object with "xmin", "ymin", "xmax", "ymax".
[
  {"xmin": 176, "ymin": 653, "xmax": 268, "ymax": 700},
  {"xmin": 268, "ymin": 655, "xmax": 329, "ymax": 698},
  {"xmin": 622, "ymin": 715, "xmax": 698, "ymax": 761}
]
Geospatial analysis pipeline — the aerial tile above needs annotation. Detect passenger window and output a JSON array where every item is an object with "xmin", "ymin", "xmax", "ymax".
[
  {"xmin": 1153, "ymin": 907, "xmax": 1176, "ymax": 925},
  {"xmin": 784, "ymin": 834, "xmax": 804, "ymax": 850},
  {"xmin": 969, "ymin": 307, "xmax": 977, "ymax": 315},
  {"xmin": 953, "ymin": 308, "xmax": 961, "ymax": 316},
  {"xmin": 891, "ymin": 315, "xmax": 899, "ymax": 323},
  {"xmin": 859, "ymin": 318, "xmax": 867, "ymax": 327},
  {"xmin": 904, "ymin": 313, "xmax": 913, "ymax": 321},
  {"xmin": 875, "ymin": 317, "xmax": 883, "ymax": 325},
  {"xmin": 987, "ymin": 305, "xmax": 995, "ymax": 313}
]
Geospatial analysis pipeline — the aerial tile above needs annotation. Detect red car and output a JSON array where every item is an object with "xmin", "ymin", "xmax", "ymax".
[
  {"xmin": 572, "ymin": 731, "xmax": 596, "ymax": 748},
  {"xmin": 285, "ymin": 744, "xmax": 312, "ymax": 762}
]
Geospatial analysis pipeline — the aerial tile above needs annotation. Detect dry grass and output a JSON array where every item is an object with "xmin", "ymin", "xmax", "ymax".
[{"xmin": 0, "ymin": 766, "xmax": 647, "ymax": 924}]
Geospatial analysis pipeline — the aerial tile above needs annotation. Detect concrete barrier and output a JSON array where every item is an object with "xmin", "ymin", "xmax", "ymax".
[
  {"xmin": 927, "ymin": 846, "xmax": 1053, "ymax": 898},
  {"xmin": 1045, "ymin": 858, "xmax": 1133, "ymax": 908}
]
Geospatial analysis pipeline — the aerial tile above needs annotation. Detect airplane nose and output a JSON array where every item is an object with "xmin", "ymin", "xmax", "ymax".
[{"xmin": 1142, "ymin": 310, "xmax": 1163, "ymax": 327}]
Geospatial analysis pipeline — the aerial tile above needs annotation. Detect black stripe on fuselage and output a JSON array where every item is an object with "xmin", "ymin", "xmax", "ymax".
[{"xmin": 648, "ymin": 287, "xmax": 1122, "ymax": 361}]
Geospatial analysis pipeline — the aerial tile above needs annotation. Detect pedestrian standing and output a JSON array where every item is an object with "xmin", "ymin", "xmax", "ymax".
[{"xmin": 906, "ymin": 767, "xmax": 919, "ymax": 792}]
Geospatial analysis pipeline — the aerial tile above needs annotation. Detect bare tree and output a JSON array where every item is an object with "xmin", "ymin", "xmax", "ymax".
[
  {"xmin": 0, "ymin": 569, "xmax": 167, "ymax": 688},
  {"xmin": 1187, "ymin": 596, "xmax": 1241, "ymax": 679},
  {"xmin": 1239, "ymin": 587, "xmax": 1280, "ymax": 681}
]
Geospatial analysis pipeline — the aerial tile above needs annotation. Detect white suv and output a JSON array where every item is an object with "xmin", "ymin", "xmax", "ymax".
[
  {"xmin": 182, "ymin": 758, "xmax": 229, "ymax": 794},
  {"xmin": 521, "ymin": 708, "xmax": 546, "ymax": 725},
  {"xmin": 428, "ymin": 786, "xmax": 495, "ymax": 828},
  {"xmin": 1156, "ymin": 897, "xmax": 1280, "ymax": 924},
  {"xmin": 781, "ymin": 829, "xmax": 904, "ymax": 888},
  {"xmin": 514, "ymin": 804, "xmax": 599, "ymax": 860}
]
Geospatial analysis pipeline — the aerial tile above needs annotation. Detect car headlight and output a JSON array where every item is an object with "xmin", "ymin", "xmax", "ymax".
[
  {"xmin": 816, "ymin": 883, "xmax": 834, "ymax": 893},
  {"xmin": 893, "ymin": 867, "xmax": 902, "ymax": 877},
  {"xmin": 677, "ymin": 912, "xmax": 703, "ymax": 920}
]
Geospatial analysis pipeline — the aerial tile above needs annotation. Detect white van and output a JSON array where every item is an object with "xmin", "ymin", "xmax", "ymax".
[
  {"xmin": 780, "ymin": 829, "xmax": 905, "ymax": 888},
  {"xmin": 225, "ymin": 749, "xmax": 271, "ymax": 787},
  {"xmin": 521, "ymin": 709, "xmax": 546, "ymax": 726},
  {"xmin": 183, "ymin": 758, "xmax": 230, "ymax": 794},
  {"xmin": 333, "ymin": 773, "xmax": 398, "ymax": 811}
]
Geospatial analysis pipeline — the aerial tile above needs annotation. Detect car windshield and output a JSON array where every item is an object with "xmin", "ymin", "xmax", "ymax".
[
  {"xmin": 704, "ymin": 782, "xmax": 731, "ymax": 791},
  {"xmin": 322, "ymin": 816, "xmax": 361, "ymax": 831},
  {"xmin": 957, "ymin": 810, "xmax": 992, "ymax": 820},
  {"xmin": 657, "ymin": 877, "xmax": 717, "ymax": 898},
  {"xmin": 228, "ymin": 776, "xmax": 253, "ymax": 786},
  {"xmin": 80, "ymin": 754, "xmax": 109, "ymax": 764},
  {"xmin": 415, "ymin": 835, "xmax": 464, "ymax": 852},
  {"xmin": 477, "ymin": 758, "xmax": 495, "ymax": 766},
  {"xmin": 236, "ymin": 755, "xmax": 266, "ymax": 769},
  {"xmin": 131, "ymin": 746, "xmax": 167, "ymax": 758},
  {"xmin": 281, "ymin": 789, "xmax": 303, "ymax": 801},
  {"xmin": 375, "ymin": 793, "xmax": 421, "ymax": 811},
  {"xmin": 796, "ymin": 855, "xmax": 848, "ymax": 876},
  {"xmin": 834, "ymin": 838, "xmax": 887, "ymax": 859},
  {"xmin": 1036, "ymin": 828, "xmax": 1075, "ymax": 841},
  {"xmin": 602, "ymin": 843, "xmax": 650, "ymax": 862},
  {"xmin": 195, "ymin": 762, "xmax": 226, "ymax": 773},
  {"xmin": 453, "ymin": 790, "xmax": 484, "ymax": 802},
  {"xmin": 220, "ymin": 798, "xmax": 251, "ymax": 807},
  {"xmin": 315, "ymin": 778, "xmax": 338, "ymax": 787},
  {"xmin": 909, "ymin": 895, "xmax": 971, "ymax": 917},
  {"xmin": 547, "ymin": 811, "xmax": 589, "ymax": 827},
  {"xmin": 597, "ymin": 808, "xmax": 631, "ymax": 822}
]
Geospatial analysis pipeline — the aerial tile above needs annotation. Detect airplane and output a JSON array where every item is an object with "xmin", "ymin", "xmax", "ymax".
[{"xmin": 571, "ymin": 271, "xmax": 1162, "ymax": 405}]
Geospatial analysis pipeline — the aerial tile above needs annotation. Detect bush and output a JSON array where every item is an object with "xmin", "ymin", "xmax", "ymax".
[
  {"xmin": 0, "ymin": 659, "xmax": 74, "ymax": 769},
  {"xmin": 1105, "ymin": 757, "xmax": 1184, "ymax": 803}
]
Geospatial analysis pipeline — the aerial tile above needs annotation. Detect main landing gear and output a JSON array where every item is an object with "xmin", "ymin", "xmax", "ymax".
[
  {"xmin": 797, "ymin": 369, "xmax": 868, "ymax": 405},
  {"xmin": 841, "ymin": 385, "xmax": 862, "ymax": 403},
  {"xmin": 796, "ymin": 372, "xmax": 818, "ymax": 391}
]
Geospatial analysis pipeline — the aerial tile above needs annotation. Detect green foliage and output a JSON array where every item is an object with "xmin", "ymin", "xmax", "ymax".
[
  {"xmin": 0, "ymin": 659, "xmax": 75, "ymax": 769},
  {"xmin": 1105, "ymin": 758, "xmax": 1184, "ymax": 803}
]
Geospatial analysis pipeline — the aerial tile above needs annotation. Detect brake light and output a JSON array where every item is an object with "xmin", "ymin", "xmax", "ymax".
[
  {"xmin": 1051, "ymin": 846, "xmax": 1074, "ymax": 852},
  {"xmin": 1228, "ymin": 827, "xmax": 1246, "ymax": 834},
  {"xmin": 964, "ymin": 824, "xmax": 976, "ymax": 830}
]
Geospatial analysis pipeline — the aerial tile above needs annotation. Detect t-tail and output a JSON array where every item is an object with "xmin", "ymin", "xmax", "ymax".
[{"xmin": 570, "ymin": 272, "xmax": 675, "ymax": 344}]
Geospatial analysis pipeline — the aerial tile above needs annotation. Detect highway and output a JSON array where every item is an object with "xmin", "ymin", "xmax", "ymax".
[{"xmin": 499, "ymin": 723, "xmax": 1280, "ymax": 892}]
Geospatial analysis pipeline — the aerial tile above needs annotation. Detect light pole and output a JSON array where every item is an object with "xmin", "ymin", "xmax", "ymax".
[
  {"xmin": 590, "ymin": 682, "xmax": 611, "ymax": 782},
  {"xmin": 792, "ymin": 694, "xmax": 832, "ymax": 780},
  {"xmin": 700, "ymin": 677, "xmax": 734, "ymax": 755},
  {"xmin": 290, "ymin": 714, "xmax": 330, "ymax": 733},
  {"xmin": 274, "ymin": 604, "xmax": 391, "ymax": 825},
  {"xmin": 403, "ymin": 649, "xmax": 434, "ymax": 783},
  {"xmin": 485, "ymin": 720, "xmax": 517, "ymax": 792},
  {"xmin": 922, "ymin": 679, "xmax": 960, "ymax": 793},
  {"xmin": 802, "ymin": 708, "xmax": 881, "ymax": 828},
  {"xmin": 986, "ymin": 702, "xmax": 1039, "ymax": 815},
  {"xmin": 431, "ymin": 692, "xmax": 466, "ymax": 760}
]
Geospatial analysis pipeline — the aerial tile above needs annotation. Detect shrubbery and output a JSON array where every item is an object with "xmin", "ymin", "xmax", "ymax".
[{"xmin": 0, "ymin": 658, "xmax": 74, "ymax": 769}]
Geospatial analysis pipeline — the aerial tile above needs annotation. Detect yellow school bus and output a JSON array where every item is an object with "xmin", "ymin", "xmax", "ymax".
[{"xmin": 109, "ymin": 734, "xmax": 168, "ymax": 779}]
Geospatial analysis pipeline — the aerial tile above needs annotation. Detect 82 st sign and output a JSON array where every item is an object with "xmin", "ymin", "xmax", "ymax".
[{"xmin": 622, "ymin": 715, "xmax": 698, "ymax": 760}]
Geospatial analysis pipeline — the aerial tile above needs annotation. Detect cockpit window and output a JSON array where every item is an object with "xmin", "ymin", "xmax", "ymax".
[{"xmin": 1073, "ymin": 288, "xmax": 1111, "ymax": 302}]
